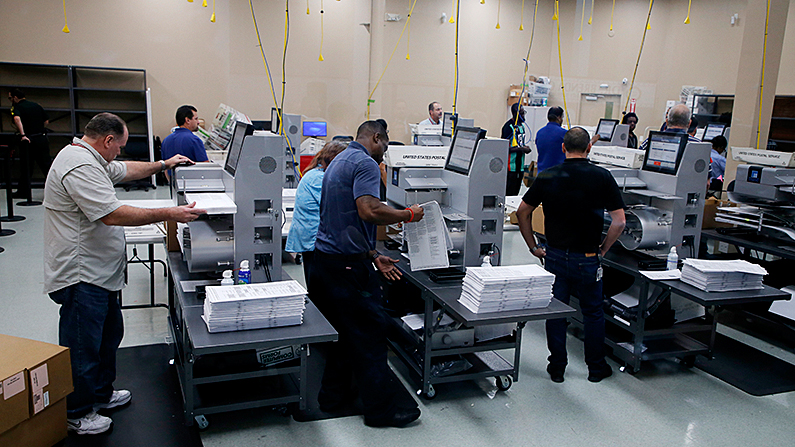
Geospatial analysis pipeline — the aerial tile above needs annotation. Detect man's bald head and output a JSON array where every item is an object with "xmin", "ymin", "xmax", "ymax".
[
  {"xmin": 564, "ymin": 127, "xmax": 591, "ymax": 154},
  {"xmin": 667, "ymin": 104, "xmax": 691, "ymax": 130}
]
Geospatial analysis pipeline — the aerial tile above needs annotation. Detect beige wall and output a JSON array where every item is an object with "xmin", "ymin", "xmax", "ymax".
[{"xmin": 0, "ymin": 0, "xmax": 790, "ymax": 146}]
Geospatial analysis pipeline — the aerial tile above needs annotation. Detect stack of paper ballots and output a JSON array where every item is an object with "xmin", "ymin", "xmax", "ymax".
[
  {"xmin": 680, "ymin": 259, "xmax": 767, "ymax": 292},
  {"xmin": 202, "ymin": 280, "xmax": 307, "ymax": 333},
  {"xmin": 459, "ymin": 265, "xmax": 555, "ymax": 313}
]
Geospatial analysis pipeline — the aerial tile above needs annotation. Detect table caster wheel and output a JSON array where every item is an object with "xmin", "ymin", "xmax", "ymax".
[
  {"xmin": 419, "ymin": 384, "xmax": 436, "ymax": 400},
  {"xmin": 195, "ymin": 415, "xmax": 209, "ymax": 430},
  {"xmin": 619, "ymin": 365, "xmax": 637, "ymax": 375},
  {"xmin": 496, "ymin": 375, "xmax": 512, "ymax": 391}
]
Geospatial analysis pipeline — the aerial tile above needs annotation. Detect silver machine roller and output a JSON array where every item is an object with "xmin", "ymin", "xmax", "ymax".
[
  {"xmin": 173, "ymin": 124, "xmax": 284, "ymax": 283},
  {"xmin": 384, "ymin": 136, "xmax": 508, "ymax": 268},
  {"xmin": 596, "ymin": 138, "xmax": 711, "ymax": 259},
  {"xmin": 716, "ymin": 164, "xmax": 795, "ymax": 242}
]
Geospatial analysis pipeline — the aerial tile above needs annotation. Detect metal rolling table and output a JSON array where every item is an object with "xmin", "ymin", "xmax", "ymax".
[
  {"xmin": 599, "ymin": 248, "xmax": 789, "ymax": 373},
  {"xmin": 167, "ymin": 252, "xmax": 337, "ymax": 427},
  {"xmin": 379, "ymin": 244, "xmax": 576, "ymax": 399}
]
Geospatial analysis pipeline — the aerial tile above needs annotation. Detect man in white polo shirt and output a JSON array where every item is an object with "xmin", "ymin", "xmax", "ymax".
[{"xmin": 44, "ymin": 112, "xmax": 206, "ymax": 435}]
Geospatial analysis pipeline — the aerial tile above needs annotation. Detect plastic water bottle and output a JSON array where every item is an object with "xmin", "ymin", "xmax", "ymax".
[
  {"xmin": 481, "ymin": 255, "xmax": 492, "ymax": 267},
  {"xmin": 667, "ymin": 246, "xmax": 679, "ymax": 271},
  {"xmin": 238, "ymin": 260, "xmax": 251, "ymax": 284},
  {"xmin": 221, "ymin": 270, "xmax": 234, "ymax": 286}
]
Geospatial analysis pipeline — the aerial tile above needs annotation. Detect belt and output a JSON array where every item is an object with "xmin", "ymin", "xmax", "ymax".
[
  {"xmin": 314, "ymin": 250, "xmax": 369, "ymax": 262},
  {"xmin": 547, "ymin": 246, "xmax": 598, "ymax": 257}
]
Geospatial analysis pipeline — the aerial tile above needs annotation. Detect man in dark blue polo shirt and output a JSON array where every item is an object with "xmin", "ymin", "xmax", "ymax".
[
  {"xmin": 516, "ymin": 127, "xmax": 626, "ymax": 384},
  {"xmin": 160, "ymin": 105, "xmax": 208, "ymax": 180},
  {"xmin": 535, "ymin": 106, "xmax": 567, "ymax": 173},
  {"xmin": 310, "ymin": 121, "xmax": 424, "ymax": 428}
]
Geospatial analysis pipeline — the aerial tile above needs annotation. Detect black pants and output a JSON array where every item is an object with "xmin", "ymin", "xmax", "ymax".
[
  {"xmin": 506, "ymin": 170, "xmax": 524, "ymax": 196},
  {"xmin": 17, "ymin": 135, "xmax": 51, "ymax": 195},
  {"xmin": 300, "ymin": 250, "xmax": 315, "ymax": 288},
  {"xmin": 309, "ymin": 252, "xmax": 412, "ymax": 420}
]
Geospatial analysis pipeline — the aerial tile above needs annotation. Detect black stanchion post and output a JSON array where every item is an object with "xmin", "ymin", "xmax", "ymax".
[{"xmin": 0, "ymin": 144, "xmax": 25, "ymax": 222}]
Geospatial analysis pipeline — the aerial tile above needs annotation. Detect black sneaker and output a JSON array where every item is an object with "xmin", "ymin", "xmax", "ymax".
[
  {"xmin": 588, "ymin": 365, "xmax": 613, "ymax": 383},
  {"xmin": 546, "ymin": 364, "xmax": 565, "ymax": 383},
  {"xmin": 364, "ymin": 407, "xmax": 421, "ymax": 428}
]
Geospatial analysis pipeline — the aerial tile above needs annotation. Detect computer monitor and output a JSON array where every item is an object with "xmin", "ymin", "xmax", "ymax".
[
  {"xmin": 445, "ymin": 126, "xmax": 486, "ymax": 175},
  {"xmin": 642, "ymin": 131, "xmax": 689, "ymax": 175},
  {"xmin": 270, "ymin": 107, "xmax": 281, "ymax": 133},
  {"xmin": 225, "ymin": 121, "xmax": 254, "ymax": 176},
  {"xmin": 442, "ymin": 112, "xmax": 457, "ymax": 138},
  {"xmin": 596, "ymin": 118, "xmax": 619, "ymax": 141},
  {"xmin": 702, "ymin": 123, "xmax": 726, "ymax": 141},
  {"xmin": 302, "ymin": 121, "xmax": 327, "ymax": 137}
]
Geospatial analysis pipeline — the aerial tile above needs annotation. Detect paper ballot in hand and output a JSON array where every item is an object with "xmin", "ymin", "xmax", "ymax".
[{"xmin": 404, "ymin": 201, "xmax": 450, "ymax": 271}]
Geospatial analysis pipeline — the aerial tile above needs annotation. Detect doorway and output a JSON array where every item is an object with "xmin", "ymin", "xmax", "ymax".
[{"xmin": 578, "ymin": 93, "xmax": 623, "ymax": 126}]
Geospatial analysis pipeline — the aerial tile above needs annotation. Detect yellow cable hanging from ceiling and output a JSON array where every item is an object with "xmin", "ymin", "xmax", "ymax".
[
  {"xmin": 578, "ymin": 0, "xmax": 585, "ymax": 40},
  {"xmin": 307, "ymin": 0, "xmax": 310, "ymax": 15},
  {"xmin": 757, "ymin": 0, "xmax": 771, "ymax": 150},
  {"xmin": 589, "ymin": 0, "xmax": 594, "ymax": 24},
  {"xmin": 406, "ymin": 2, "xmax": 413, "ymax": 59},
  {"xmin": 203, "ymin": 0, "xmax": 207, "ymax": 7},
  {"xmin": 496, "ymin": 0, "xmax": 501, "ymax": 29},
  {"xmin": 610, "ymin": 0, "xmax": 615, "ymax": 31},
  {"xmin": 319, "ymin": 0, "xmax": 325, "ymax": 60},
  {"xmin": 450, "ymin": 0, "xmax": 456, "ymax": 23},
  {"xmin": 513, "ymin": 0, "xmax": 539, "ymax": 143},
  {"xmin": 62, "ymin": 0, "xmax": 70, "ymax": 33},
  {"xmin": 623, "ymin": 0, "xmax": 654, "ymax": 113},
  {"xmin": 210, "ymin": 0, "xmax": 216, "ymax": 22},
  {"xmin": 520, "ymin": 0, "xmax": 525, "ymax": 30},
  {"xmin": 554, "ymin": 0, "xmax": 570, "ymax": 128},
  {"xmin": 452, "ymin": 0, "xmax": 460, "ymax": 122},
  {"xmin": 366, "ymin": 0, "xmax": 418, "ymax": 119},
  {"xmin": 684, "ymin": 0, "xmax": 692, "ymax": 24}
]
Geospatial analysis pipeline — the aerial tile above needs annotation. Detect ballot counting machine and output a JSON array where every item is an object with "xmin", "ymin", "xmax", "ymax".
[
  {"xmin": 716, "ymin": 163, "xmax": 795, "ymax": 242},
  {"xmin": 592, "ymin": 131, "xmax": 711, "ymax": 259},
  {"xmin": 384, "ymin": 126, "xmax": 509, "ymax": 268},
  {"xmin": 592, "ymin": 119, "xmax": 631, "ymax": 148},
  {"xmin": 172, "ymin": 121, "xmax": 284, "ymax": 283}
]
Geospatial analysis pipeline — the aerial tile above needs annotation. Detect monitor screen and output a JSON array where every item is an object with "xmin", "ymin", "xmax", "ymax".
[
  {"xmin": 702, "ymin": 123, "xmax": 726, "ymax": 141},
  {"xmin": 302, "ymin": 121, "xmax": 327, "ymax": 137},
  {"xmin": 596, "ymin": 119, "xmax": 619, "ymax": 141},
  {"xmin": 445, "ymin": 126, "xmax": 486, "ymax": 175},
  {"xmin": 270, "ymin": 107, "xmax": 281, "ymax": 133},
  {"xmin": 442, "ymin": 112, "xmax": 456, "ymax": 137},
  {"xmin": 642, "ymin": 131, "xmax": 688, "ymax": 175},
  {"xmin": 225, "ymin": 121, "xmax": 253, "ymax": 176}
]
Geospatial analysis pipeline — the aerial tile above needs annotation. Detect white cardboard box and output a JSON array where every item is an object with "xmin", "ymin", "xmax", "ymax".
[
  {"xmin": 731, "ymin": 147, "xmax": 795, "ymax": 168},
  {"xmin": 589, "ymin": 146, "xmax": 646, "ymax": 169}
]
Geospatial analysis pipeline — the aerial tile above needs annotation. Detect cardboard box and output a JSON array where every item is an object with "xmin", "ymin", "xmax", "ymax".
[
  {"xmin": 508, "ymin": 206, "xmax": 545, "ymax": 235},
  {"xmin": 702, "ymin": 197, "xmax": 736, "ymax": 229},
  {"xmin": 589, "ymin": 146, "xmax": 646, "ymax": 169},
  {"xmin": 0, "ymin": 399, "xmax": 67, "ymax": 447},
  {"xmin": 731, "ymin": 147, "xmax": 795, "ymax": 168},
  {"xmin": 0, "ymin": 334, "xmax": 72, "ymax": 447},
  {"xmin": 166, "ymin": 220, "xmax": 180, "ymax": 252}
]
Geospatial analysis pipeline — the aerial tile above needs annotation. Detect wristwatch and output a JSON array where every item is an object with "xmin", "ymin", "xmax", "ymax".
[
  {"xmin": 159, "ymin": 160, "xmax": 167, "ymax": 172},
  {"xmin": 370, "ymin": 252, "xmax": 381, "ymax": 262}
]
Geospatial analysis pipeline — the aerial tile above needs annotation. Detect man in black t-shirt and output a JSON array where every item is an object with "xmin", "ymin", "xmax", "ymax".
[
  {"xmin": 9, "ymin": 88, "xmax": 51, "ymax": 197},
  {"xmin": 516, "ymin": 127, "xmax": 626, "ymax": 384}
]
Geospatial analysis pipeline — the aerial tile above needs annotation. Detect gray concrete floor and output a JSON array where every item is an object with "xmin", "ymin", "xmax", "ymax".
[{"xmin": 2, "ymin": 187, "xmax": 795, "ymax": 446}]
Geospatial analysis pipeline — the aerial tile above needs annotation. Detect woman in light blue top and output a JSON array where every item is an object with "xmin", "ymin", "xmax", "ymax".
[{"xmin": 286, "ymin": 140, "xmax": 348, "ymax": 285}]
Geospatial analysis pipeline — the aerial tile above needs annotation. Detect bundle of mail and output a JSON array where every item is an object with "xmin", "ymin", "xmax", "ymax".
[
  {"xmin": 459, "ymin": 264, "xmax": 554, "ymax": 313},
  {"xmin": 202, "ymin": 280, "xmax": 306, "ymax": 333},
  {"xmin": 680, "ymin": 259, "xmax": 767, "ymax": 292}
]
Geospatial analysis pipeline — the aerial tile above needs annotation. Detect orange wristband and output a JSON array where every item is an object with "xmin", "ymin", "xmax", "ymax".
[{"xmin": 405, "ymin": 207, "xmax": 414, "ymax": 223}]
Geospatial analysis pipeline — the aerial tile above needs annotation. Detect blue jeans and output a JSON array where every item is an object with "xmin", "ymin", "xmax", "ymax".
[
  {"xmin": 50, "ymin": 282, "xmax": 124, "ymax": 418},
  {"xmin": 543, "ymin": 247, "xmax": 607, "ymax": 372}
]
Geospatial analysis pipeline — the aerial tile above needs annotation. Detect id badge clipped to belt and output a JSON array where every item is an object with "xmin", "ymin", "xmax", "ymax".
[{"xmin": 596, "ymin": 254, "xmax": 603, "ymax": 282}]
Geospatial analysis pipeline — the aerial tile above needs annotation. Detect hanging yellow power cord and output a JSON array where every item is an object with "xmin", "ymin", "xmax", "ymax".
[
  {"xmin": 623, "ymin": 0, "xmax": 655, "ymax": 113},
  {"xmin": 520, "ymin": 0, "xmax": 525, "ymax": 30},
  {"xmin": 406, "ymin": 0, "xmax": 413, "ymax": 60},
  {"xmin": 450, "ymin": 0, "xmax": 456, "ymax": 23},
  {"xmin": 589, "ymin": 0, "xmax": 594, "ymax": 25},
  {"xmin": 578, "ymin": 0, "xmax": 585, "ymax": 41},
  {"xmin": 496, "ymin": 0, "xmax": 501, "ymax": 30},
  {"xmin": 210, "ymin": 0, "xmax": 216, "ymax": 22},
  {"xmin": 62, "ymin": 0, "xmax": 70, "ymax": 33},
  {"xmin": 610, "ymin": 0, "xmax": 616, "ymax": 32},
  {"xmin": 319, "ymin": 0, "xmax": 325, "ymax": 61},
  {"xmin": 306, "ymin": 0, "xmax": 310, "ymax": 15},
  {"xmin": 279, "ymin": 0, "xmax": 301, "ymax": 179},
  {"xmin": 452, "ymin": 0, "xmax": 460, "ymax": 123},
  {"xmin": 366, "ymin": 0, "xmax": 418, "ymax": 119},
  {"xmin": 684, "ymin": 0, "xmax": 692, "ymax": 24},
  {"xmin": 203, "ymin": 0, "xmax": 207, "ymax": 7},
  {"xmin": 757, "ymin": 0, "xmax": 771, "ymax": 149},
  {"xmin": 554, "ymin": 0, "xmax": 570, "ymax": 128},
  {"xmin": 512, "ymin": 0, "xmax": 539, "ymax": 145}
]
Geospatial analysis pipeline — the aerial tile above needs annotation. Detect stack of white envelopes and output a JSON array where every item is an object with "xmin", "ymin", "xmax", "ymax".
[
  {"xmin": 202, "ymin": 280, "xmax": 307, "ymax": 333},
  {"xmin": 459, "ymin": 264, "xmax": 555, "ymax": 313},
  {"xmin": 680, "ymin": 259, "xmax": 767, "ymax": 292}
]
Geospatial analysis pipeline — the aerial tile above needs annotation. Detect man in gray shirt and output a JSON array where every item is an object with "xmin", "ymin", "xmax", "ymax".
[{"xmin": 44, "ymin": 113, "xmax": 206, "ymax": 435}]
